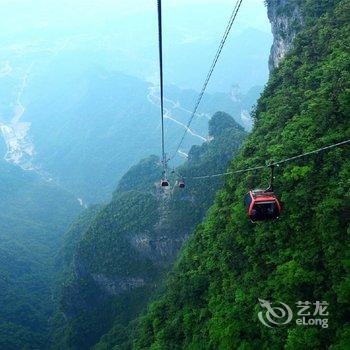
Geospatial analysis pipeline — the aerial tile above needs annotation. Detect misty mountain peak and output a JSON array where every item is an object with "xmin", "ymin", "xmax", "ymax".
[{"xmin": 208, "ymin": 111, "xmax": 244, "ymax": 137}]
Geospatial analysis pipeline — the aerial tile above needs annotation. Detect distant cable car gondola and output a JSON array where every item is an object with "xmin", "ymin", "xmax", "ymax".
[
  {"xmin": 244, "ymin": 164, "xmax": 282, "ymax": 222},
  {"xmin": 160, "ymin": 167, "xmax": 170, "ymax": 187},
  {"xmin": 178, "ymin": 180, "xmax": 185, "ymax": 188},
  {"xmin": 161, "ymin": 178, "xmax": 169, "ymax": 187}
]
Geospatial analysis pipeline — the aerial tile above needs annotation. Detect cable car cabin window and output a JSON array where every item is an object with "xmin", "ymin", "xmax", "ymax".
[
  {"xmin": 244, "ymin": 193, "xmax": 252, "ymax": 208},
  {"xmin": 251, "ymin": 201, "xmax": 279, "ymax": 221}
]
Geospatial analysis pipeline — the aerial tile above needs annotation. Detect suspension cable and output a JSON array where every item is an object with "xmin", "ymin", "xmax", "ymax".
[
  {"xmin": 182, "ymin": 139, "xmax": 350, "ymax": 180},
  {"xmin": 157, "ymin": 0, "xmax": 166, "ymax": 173},
  {"xmin": 170, "ymin": 0, "xmax": 244, "ymax": 161}
]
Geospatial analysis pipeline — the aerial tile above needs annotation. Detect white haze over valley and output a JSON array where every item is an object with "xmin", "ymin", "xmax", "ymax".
[{"xmin": 0, "ymin": 0, "xmax": 272, "ymax": 202}]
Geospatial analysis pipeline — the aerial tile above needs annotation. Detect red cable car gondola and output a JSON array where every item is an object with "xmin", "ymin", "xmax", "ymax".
[
  {"xmin": 244, "ymin": 189, "xmax": 282, "ymax": 222},
  {"xmin": 244, "ymin": 164, "xmax": 282, "ymax": 222}
]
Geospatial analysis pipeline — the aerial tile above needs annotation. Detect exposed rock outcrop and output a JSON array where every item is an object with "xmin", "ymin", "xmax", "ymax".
[
  {"xmin": 266, "ymin": 0, "xmax": 304, "ymax": 70},
  {"xmin": 91, "ymin": 274, "xmax": 145, "ymax": 295}
]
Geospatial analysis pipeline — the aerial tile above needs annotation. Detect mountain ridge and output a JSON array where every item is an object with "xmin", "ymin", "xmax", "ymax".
[{"xmin": 51, "ymin": 112, "xmax": 247, "ymax": 349}]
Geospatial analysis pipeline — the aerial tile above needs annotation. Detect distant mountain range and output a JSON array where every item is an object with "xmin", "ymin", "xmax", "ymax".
[
  {"xmin": 0, "ymin": 0, "xmax": 272, "ymax": 93},
  {"xmin": 0, "ymin": 58, "xmax": 261, "ymax": 203},
  {"xmin": 0, "ymin": 3, "xmax": 272, "ymax": 203}
]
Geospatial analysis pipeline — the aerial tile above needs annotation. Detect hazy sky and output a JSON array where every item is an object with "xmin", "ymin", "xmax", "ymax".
[
  {"xmin": 0, "ymin": 0, "xmax": 271, "ymax": 92},
  {"xmin": 0, "ymin": 0, "xmax": 270, "ymax": 36}
]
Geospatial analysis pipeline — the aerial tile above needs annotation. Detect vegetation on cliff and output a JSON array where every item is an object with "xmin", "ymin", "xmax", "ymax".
[
  {"xmin": 52, "ymin": 112, "xmax": 247, "ymax": 349},
  {"xmin": 134, "ymin": 1, "xmax": 350, "ymax": 348},
  {"xmin": 0, "ymin": 160, "xmax": 81, "ymax": 350}
]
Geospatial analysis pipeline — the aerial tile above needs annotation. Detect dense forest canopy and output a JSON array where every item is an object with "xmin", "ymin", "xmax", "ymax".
[
  {"xmin": 51, "ymin": 113, "xmax": 247, "ymax": 349},
  {"xmin": 134, "ymin": 0, "xmax": 350, "ymax": 349}
]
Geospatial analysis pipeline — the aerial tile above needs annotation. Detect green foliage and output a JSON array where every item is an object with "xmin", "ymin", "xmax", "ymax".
[
  {"xmin": 53, "ymin": 114, "xmax": 246, "ymax": 349},
  {"xmin": 50, "ymin": 206, "xmax": 102, "ymax": 348},
  {"xmin": 134, "ymin": 1, "xmax": 350, "ymax": 349},
  {"xmin": 56, "ymin": 205, "xmax": 102, "ymax": 274},
  {"xmin": 0, "ymin": 160, "xmax": 81, "ymax": 349},
  {"xmin": 208, "ymin": 112, "xmax": 245, "ymax": 137}
]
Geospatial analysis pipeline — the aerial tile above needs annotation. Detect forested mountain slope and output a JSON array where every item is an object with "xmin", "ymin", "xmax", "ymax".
[
  {"xmin": 134, "ymin": 1, "xmax": 350, "ymax": 349},
  {"xmin": 0, "ymin": 62, "xmax": 255, "ymax": 204},
  {"xmin": 0, "ymin": 159, "xmax": 81, "ymax": 349},
  {"xmin": 52, "ymin": 112, "xmax": 247, "ymax": 349}
]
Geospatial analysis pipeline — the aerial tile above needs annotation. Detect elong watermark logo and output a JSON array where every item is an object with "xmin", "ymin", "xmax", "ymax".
[{"xmin": 258, "ymin": 299, "xmax": 329, "ymax": 328}]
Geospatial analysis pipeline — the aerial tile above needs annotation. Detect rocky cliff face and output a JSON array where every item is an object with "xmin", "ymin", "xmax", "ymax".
[{"xmin": 266, "ymin": 0, "xmax": 304, "ymax": 70}]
